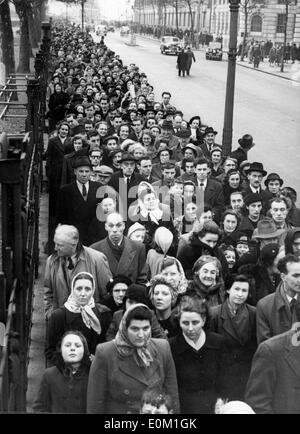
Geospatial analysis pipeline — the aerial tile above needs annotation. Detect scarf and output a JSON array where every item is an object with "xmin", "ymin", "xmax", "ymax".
[
  {"xmin": 139, "ymin": 199, "xmax": 163, "ymax": 225},
  {"xmin": 114, "ymin": 303, "xmax": 154, "ymax": 368},
  {"xmin": 64, "ymin": 274, "xmax": 101, "ymax": 335}
]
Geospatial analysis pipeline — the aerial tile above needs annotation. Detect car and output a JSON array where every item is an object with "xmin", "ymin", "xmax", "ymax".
[
  {"xmin": 205, "ymin": 42, "xmax": 223, "ymax": 61},
  {"xmin": 120, "ymin": 26, "xmax": 130, "ymax": 37},
  {"xmin": 95, "ymin": 25, "xmax": 107, "ymax": 36},
  {"xmin": 160, "ymin": 36, "xmax": 182, "ymax": 55},
  {"xmin": 107, "ymin": 26, "xmax": 115, "ymax": 32}
]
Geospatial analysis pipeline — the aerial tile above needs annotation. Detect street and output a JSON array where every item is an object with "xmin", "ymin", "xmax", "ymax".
[{"xmin": 105, "ymin": 32, "xmax": 300, "ymax": 197}]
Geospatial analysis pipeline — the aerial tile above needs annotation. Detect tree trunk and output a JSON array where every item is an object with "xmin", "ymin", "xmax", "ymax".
[
  {"xmin": 163, "ymin": 5, "xmax": 166, "ymax": 35},
  {"xmin": 188, "ymin": 4, "xmax": 194, "ymax": 47},
  {"xmin": 40, "ymin": 0, "xmax": 48, "ymax": 22},
  {"xmin": 28, "ymin": 8, "xmax": 39, "ymax": 50},
  {"xmin": 14, "ymin": 1, "xmax": 31, "ymax": 73},
  {"xmin": 175, "ymin": 0, "xmax": 179, "ymax": 35},
  {"xmin": 0, "ymin": 0, "xmax": 16, "ymax": 77}
]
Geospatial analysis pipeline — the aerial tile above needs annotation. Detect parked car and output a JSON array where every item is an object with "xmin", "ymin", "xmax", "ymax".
[
  {"xmin": 205, "ymin": 42, "xmax": 223, "ymax": 60},
  {"xmin": 108, "ymin": 26, "xmax": 115, "ymax": 32},
  {"xmin": 120, "ymin": 26, "xmax": 130, "ymax": 37},
  {"xmin": 160, "ymin": 36, "xmax": 182, "ymax": 55}
]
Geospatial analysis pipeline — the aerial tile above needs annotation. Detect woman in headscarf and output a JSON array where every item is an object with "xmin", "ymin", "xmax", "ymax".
[
  {"xmin": 105, "ymin": 283, "xmax": 166, "ymax": 341},
  {"xmin": 186, "ymin": 255, "xmax": 226, "ymax": 308},
  {"xmin": 34, "ymin": 331, "xmax": 91, "ymax": 413},
  {"xmin": 102, "ymin": 275, "xmax": 132, "ymax": 313},
  {"xmin": 46, "ymin": 272, "xmax": 112, "ymax": 366},
  {"xmin": 87, "ymin": 303, "xmax": 180, "ymax": 414},
  {"xmin": 146, "ymin": 227, "xmax": 174, "ymax": 278},
  {"xmin": 149, "ymin": 274, "xmax": 181, "ymax": 338},
  {"xmin": 159, "ymin": 256, "xmax": 188, "ymax": 295}
]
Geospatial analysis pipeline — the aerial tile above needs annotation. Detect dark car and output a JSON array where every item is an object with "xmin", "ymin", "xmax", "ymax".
[
  {"xmin": 205, "ymin": 42, "xmax": 223, "ymax": 61},
  {"xmin": 160, "ymin": 36, "xmax": 183, "ymax": 55}
]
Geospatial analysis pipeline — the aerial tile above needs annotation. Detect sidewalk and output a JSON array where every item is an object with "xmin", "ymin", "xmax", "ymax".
[{"xmin": 135, "ymin": 34, "xmax": 300, "ymax": 83}]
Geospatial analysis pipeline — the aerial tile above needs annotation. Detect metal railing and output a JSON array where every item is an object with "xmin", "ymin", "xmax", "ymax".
[{"xmin": 0, "ymin": 21, "xmax": 51, "ymax": 413}]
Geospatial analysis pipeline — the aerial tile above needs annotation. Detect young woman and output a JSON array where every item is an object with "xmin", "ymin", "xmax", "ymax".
[
  {"xmin": 222, "ymin": 169, "xmax": 243, "ymax": 205},
  {"xmin": 170, "ymin": 296, "xmax": 223, "ymax": 414},
  {"xmin": 34, "ymin": 331, "xmax": 91, "ymax": 413},
  {"xmin": 149, "ymin": 274, "xmax": 181, "ymax": 338},
  {"xmin": 209, "ymin": 274, "xmax": 257, "ymax": 401},
  {"xmin": 46, "ymin": 272, "xmax": 112, "ymax": 366},
  {"xmin": 87, "ymin": 304, "xmax": 180, "ymax": 413},
  {"xmin": 219, "ymin": 209, "xmax": 242, "ymax": 246}
]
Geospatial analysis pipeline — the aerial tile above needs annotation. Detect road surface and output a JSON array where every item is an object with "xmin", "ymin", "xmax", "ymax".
[{"xmin": 105, "ymin": 32, "xmax": 300, "ymax": 197}]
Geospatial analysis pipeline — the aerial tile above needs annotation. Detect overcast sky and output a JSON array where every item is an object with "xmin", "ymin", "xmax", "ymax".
[{"xmin": 48, "ymin": 0, "xmax": 134, "ymax": 20}]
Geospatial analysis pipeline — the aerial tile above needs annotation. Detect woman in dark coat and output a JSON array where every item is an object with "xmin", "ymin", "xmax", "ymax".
[
  {"xmin": 209, "ymin": 274, "xmax": 257, "ymax": 401},
  {"xmin": 222, "ymin": 169, "xmax": 243, "ymax": 206},
  {"xmin": 47, "ymin": 83, "xmax": 70, "ymax": 132},
  {"xmin": 87, "ymin": 304, "xmax": 180, "ymax": 414},
  {"xmin": 170, "ymin": 296, "xmax": 224, "ymax": 414},
  {"xmin": 34, "ymin": 331, "xmax": 91, "ymax": 413},
  {"xmin": 46, "ymin": 272, "xmax": 112, "ymax": 366}
]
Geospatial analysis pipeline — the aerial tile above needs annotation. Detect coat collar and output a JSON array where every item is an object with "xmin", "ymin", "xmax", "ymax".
[
  {"xmin": 173, "ymin": 330, "xmax": 220, "ymax": 355},
  {"xmin": 284, "ymin": 328, "xmax": 300, "ymax": 380}
]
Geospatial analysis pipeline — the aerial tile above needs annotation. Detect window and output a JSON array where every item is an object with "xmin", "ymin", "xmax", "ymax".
[
  {"xmin": 276, "ymin": 14, "xmax": 286, "ymax": 33},
  {"xmin": 251, "ymin": 15, "xmax": 262, "ymax": 32}
]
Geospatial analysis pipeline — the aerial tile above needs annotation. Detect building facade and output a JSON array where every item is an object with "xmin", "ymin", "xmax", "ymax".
[{"xmin": 133, "ymin": 0, "xmax": 300, "ymax": 45}]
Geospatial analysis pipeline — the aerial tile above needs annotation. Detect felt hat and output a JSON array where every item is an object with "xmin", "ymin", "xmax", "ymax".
[
  {"xmin": 72, "ymin": 156, "xmax": 92, "ymax": 169},
  {"xmin": 183, "ymin": 143, "xmax": 201, "ymax": 157},
  {"xmin": 238, "ymin": 134, "xmax": 255, "ymax": 149},
  {"xmin": 119, "ymin": 152, "xmax": 138, "ymax": 163},
  {"xmin": 161, "ymin": 119, "xmax": 174, "ymax": 131},
  {"xmin": 264, "ymin": 173, "xmax": 283, "ymax": 187},
  {"xmin": 94, "ymin": 165, "xmax": 113, "ymax": 176},
  {"xmin": 204, "ymin": 126, "xmax": 217, "ymax": 136},
  {"xmin": 245, "ymin": 162, "xmax": 267, "ymax": 177},
  {"xmin": 252, "ymin": 218, "xmax": 285, "ymax": 239},
  {"xmin": 244, "ymin": 193, "xmax": 263, "ymax": 206},
  {"xmin": 127, "ymin": 222, "xmax": 146, "ymax": 238},
  {"xmin": 176, "ymin": 129, "xmax": 191, "ymax": 139}
]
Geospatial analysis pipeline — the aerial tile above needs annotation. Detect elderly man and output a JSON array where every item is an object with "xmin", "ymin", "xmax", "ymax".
[
  {"xmin": 44, "ymin": 225, "xmax": 112, "ymax": 319},
  {"xmin": 56, "ymin": 156, "xmax": 100, "ymax": 245},
  {"xmin": 154, "ymin": 119, "xmax": 180, "ymax": 153},
  {"xmin": 256, "ymin": 254, "xmax": 300, "ymax": 344},
  {"xmin": 90, "ymin": 212, "xmax": 147, "ymax": 284}
]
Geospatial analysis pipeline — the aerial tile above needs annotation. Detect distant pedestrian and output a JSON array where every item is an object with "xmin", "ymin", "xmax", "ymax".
[
  {"xmin": 177, "ymin": 48, "xmax": 188, "ymax": 77},
  {"xmin": 253, "ymin": 45, "xmax": 262, "ymax": 68},
  {"xmin": 186, "ymin": 47, "xmax": 196, "ymax": 76}
]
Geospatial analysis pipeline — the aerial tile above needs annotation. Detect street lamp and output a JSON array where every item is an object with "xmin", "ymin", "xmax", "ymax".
[{"xmin": 222, "ymin": 0, "xmax": 240, "ymax": 156}]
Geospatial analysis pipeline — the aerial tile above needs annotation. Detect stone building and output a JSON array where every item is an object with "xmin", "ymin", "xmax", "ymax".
[{"xmin": 133, "ymin": 0, "xmax": 300, "ymax": 46}]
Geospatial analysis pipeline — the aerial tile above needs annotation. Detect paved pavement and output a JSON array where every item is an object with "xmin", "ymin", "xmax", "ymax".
[{"xmin": 136, "ymin": 33, "xmax": 300, "ymax": 83}]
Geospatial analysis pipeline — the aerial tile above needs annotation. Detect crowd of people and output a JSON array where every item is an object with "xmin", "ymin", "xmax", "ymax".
[{"xmin": 36, "ymin": 22, "xmax": 300, "ymax": 414}]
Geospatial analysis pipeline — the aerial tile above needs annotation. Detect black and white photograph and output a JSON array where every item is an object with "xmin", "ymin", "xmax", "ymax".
[{"xmin": 0, "ymin": 0, "xmax": 300, "ymax": 417}]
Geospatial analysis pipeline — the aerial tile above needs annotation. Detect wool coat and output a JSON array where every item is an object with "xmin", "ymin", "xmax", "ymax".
[
  {"xmin": 209, "ymin": 302, "xmax": 257, "ymax": 400},
  {"xmin": 90, "ymin": 236, "xmax": 147, "ymax": 285},
  {"xmin": 33, "ymin": 366, "xmax": 89, "ymax": 413},
  {"xmin": 245, "ymin": 329, "xmax": 300, "ymax": 414},
  {"xmin": 170, "ymin": 331, "xmax": 224, "ymax": 414},
  {"xmin": 256, "ymin": 282, "xmax": 300, "ymax": 344},
  {"xmin": 87, "ymin": 338, "xmax": 180, "ymax": 414}
]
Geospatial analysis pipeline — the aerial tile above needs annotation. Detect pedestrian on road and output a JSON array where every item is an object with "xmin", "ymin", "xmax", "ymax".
[
  {"xmin": 186, "ymin": 47, "xmax": 196, "ymax": 76},
  {"xmin": 177, "ymin": 48, "xmax": 188, "ymax": 77},
  {"xmin": 253, "ymin": 44, "xmax": 262, "ymax": 68}
]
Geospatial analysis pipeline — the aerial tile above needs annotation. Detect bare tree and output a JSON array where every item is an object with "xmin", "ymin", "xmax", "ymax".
[
  {"xmin": 182, "ymin": 0, "xmax": 198, "ymax": 46},
  {"xmin": 279, "ymin": 0, "xmax": 294, "ymax": 72},
  {"xmin": 0, "ymin": 0, "xmax": 15, "ymax": 77}
]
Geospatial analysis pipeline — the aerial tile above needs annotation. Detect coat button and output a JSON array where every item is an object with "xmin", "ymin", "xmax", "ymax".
[{"xmin": 124, "ymin": 389, "xmax": 130, "ymax": 395}]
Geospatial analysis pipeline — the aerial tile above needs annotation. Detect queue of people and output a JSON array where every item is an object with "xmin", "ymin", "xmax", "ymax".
[{"xmin": 34, "ymin": 22, "xmax": 300, "ymax": 414}]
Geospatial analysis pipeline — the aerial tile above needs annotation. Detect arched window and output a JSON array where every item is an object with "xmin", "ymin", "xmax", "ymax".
[{"xmin": 251, "ymin": 15, "xmax": 262, "ymax": 32}]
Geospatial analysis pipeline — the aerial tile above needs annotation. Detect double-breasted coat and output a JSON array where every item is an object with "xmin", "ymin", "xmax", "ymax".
[
  {"xmin": 90, "ymin": 236, "xmax": 147, "ymax": 284},
  {"xmin": 87, "ymin": 338, "xmax": 180, "ymax": 414}
]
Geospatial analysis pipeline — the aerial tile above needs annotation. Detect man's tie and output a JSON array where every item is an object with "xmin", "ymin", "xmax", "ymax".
[
  {"xmin": 82, "ymin": 183, "xmax": 87, "ymax": 201},
  {"xmin": 67, "ymin": 257, "xmax": 74, "ymax": 270},
  {"xmin": 290, "ymin": 298, "xmax": 297, "ymax": 316},
  {"xmin": 199, "ymin": 182, "xmax": 205, "ymax": 191}
]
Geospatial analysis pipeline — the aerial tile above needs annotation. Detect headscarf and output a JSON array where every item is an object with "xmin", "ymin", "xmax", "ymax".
[
  {"xmin": 64, "ymin": 272, "xmax": 101, "ymax": 335},
  {"xmin": 114, "ymin": 303, "xmax": 154, "ymax": 368},
  {"xmin": 159, "ymin": 256, "xmax": 188, "ymax": 295},
  {"xmin": 154, "ymin": 227, "xmax": 174, "ymax": 256},
  {"xmin": 137, "ymin": 182, "xmax": 163, "ymax": 224}
]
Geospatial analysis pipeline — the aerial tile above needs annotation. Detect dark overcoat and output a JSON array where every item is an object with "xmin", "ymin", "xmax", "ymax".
[
  {"xmin": 209, "ymin": 302, "xmax": 257, "ymax": 400},
  {"xmin": 245, "ymin": 329, "xmax": 300, "ymax": 414},
  {"xmin": 87, "ymin": 338, "xmax": 180, "ymax": 414}
]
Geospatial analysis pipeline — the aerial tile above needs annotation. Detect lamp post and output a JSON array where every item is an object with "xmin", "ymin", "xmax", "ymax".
[
  {"xmin": 280, "ymin": 1, "xmax": 289, "ymax": 73},
  {"xmin": 81, "ymin": 0, "xmax": 85, "ymax": 32},
  {"xmin": 222, "ymin": 0, "xmax": 240, "ymax": 156}
]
